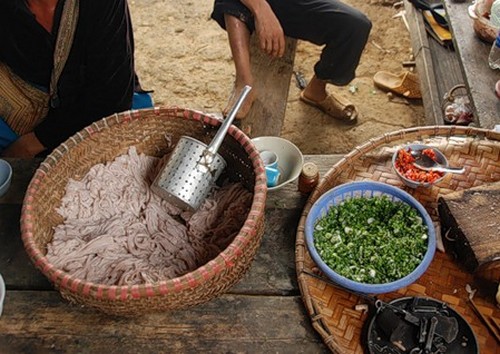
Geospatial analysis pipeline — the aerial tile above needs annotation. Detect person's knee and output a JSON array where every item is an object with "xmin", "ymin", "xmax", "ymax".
[
  {"xmin": 358, "ymin": 14, "xmax": 372, "ymax": 39},
  {"xmin": 348, "ymin": 12, "xmax": 372, "ymax": 43},
  {"xmin": 324, "ymin": 11, "xmax": 371, "ymax": 46}
]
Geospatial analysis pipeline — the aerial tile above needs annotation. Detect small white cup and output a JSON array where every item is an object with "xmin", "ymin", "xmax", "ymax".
[
  {"xmin": 260, "ymin": 150, "xmax": 278, "ymax": 168},
  {"xmin": 259, "ymin": 150, "xmax": 281, "ymax": 187},
  {"xmin": 0, "ymin": 273, "xmax": 5, "ymax": 318}
]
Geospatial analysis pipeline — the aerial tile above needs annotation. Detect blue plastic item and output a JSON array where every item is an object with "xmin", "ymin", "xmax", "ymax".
[
  {"xmin": 265, "ymin": 166, "xmax": 281, "ymax": 187},
  {"xmin": 132, "ymin": 92, "xmax": 154, "ymax": 109},
  {"xmin": 0, "ymin": 117, "xmax": 19, "ymax": 150},
  {"xmin": 304, "ymin": 181, "xmax": 436, "ymax": 294}
]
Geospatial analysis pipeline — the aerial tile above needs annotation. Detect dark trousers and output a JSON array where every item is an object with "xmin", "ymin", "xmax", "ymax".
[{"xmin": 212, "ymin": 0, "xmax": 372, "ymax": 86}]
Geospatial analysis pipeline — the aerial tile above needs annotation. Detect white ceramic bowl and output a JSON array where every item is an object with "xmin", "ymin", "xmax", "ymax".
[
  {"xmin": 0, "ymin": 159, "xmax": 12, "ymax": 198},
  {"xmin": 252, "ymin": 136, "xmax": 304, "ymax": 191}
]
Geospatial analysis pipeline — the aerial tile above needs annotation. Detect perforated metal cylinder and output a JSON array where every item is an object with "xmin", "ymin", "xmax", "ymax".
[{"xmin": 151, "ymin": 136, "xmax": 226, "ymax": 210}]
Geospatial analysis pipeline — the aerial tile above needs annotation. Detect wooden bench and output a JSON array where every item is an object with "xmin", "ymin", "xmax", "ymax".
[
  {"xmin": 239, "ymin": 35, "xmax": 297, "ymax": 137},
  {"xmin": 443, "ymin": 0, "xmax": 500, "ymax": 129},
  {"xmin": 405, "ymin": 0, "xmax": 465, "ymax": 125},
  {"xmin": 405, "ymin": 0, "xmax": 500, "ymax": 128}
]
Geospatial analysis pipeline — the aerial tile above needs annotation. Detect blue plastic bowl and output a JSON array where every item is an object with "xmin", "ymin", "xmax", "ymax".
[{"xmin": 305, "ymin": 181, "xmax": 436, "ymax": 294}]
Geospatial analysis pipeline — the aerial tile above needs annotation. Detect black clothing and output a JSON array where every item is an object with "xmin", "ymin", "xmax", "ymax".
[
  {"xmin": 0, "ymin": 0, "xmax": 135, "ymax": 150},
  {"xmin": 211, "ymin": 0, "xmax": 371, "ymax": 86}
]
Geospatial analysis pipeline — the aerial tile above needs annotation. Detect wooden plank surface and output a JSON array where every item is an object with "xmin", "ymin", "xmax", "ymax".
[
  {"xmin": 0, "ymin": 158, "xmax": 40, "ymax": 205},
  {"xmin": 0, "ymin": 204, "xmax": 51, "ymax": 290},
  {"xmin": 444, "ymin": 0, "xmax": 500, "ymax": 129},
  {"xmin": 427, "ymin": 36, "xmax": 464, "ymax": 109},
  {"xmin": 0, "ymin": 155, "xmax": 342, "ymax": 353},
  {"xmin": 405, "ymin": 0, "xmax": 443, "ymax": 125},
  {"xmin": 0, "ymin": 292, "xmax": 327, "ymax": 354},
  {"xmin": 240, "ymin": 36, "xmax": 297, "ymax": 137},
  {"xmin": 404, "ymin": 0, "xmax": 465, "ymax": 125}
]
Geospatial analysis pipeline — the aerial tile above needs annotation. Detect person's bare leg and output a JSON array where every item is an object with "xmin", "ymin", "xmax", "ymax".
[
  {"xmin": 224, "ymin": 14, "xmax": 256, "ymax": 118},
  {"xmin": 301, "ymin": 75, "xmax": 328, "ymax": 102}
]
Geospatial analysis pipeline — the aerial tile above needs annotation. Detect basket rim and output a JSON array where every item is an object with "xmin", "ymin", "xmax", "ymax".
[
  {"xmin": 20, "ymin": 106, "xmax": 268, "ymax": 301},
  {"xmin": 296, "ymin": 125, "xmax": 500, "ymax": 353}
]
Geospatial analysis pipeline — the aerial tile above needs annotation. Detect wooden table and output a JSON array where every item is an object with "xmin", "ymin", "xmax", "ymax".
[{"xmin": 0, "ymin": 155, "xmax": 342, "ymax": 353}]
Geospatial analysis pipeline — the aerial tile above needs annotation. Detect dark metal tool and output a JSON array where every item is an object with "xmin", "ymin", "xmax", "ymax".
[
  {"xmin": 301, "ymin": 270, "xmax": 476, "ymax": 354},
  {"xmin": 293, "ymin": 71, "xmax": 308, "ymax": 90}
]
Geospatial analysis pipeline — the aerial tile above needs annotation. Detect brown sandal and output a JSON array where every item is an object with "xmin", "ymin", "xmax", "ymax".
[
  {"xmin": 373, "ymin": 71, "xmax": 422, "ymax": 99},
  {"xmin": 300, "ymin": 91, "xmax": 358, "ymax": 123}
]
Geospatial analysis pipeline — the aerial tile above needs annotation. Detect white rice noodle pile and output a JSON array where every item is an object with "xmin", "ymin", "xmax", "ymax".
[{"xmin": 46, "ymin": 147, "xmax": 252, "ymax": 286}]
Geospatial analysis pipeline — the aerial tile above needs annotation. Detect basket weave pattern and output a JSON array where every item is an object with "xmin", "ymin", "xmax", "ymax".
[
  {"xmin": 296, "ymin": 126, "xmax": 500, "ymax": 353},
  {"xmin": 21, "ymin": 107, "xmax": 267, "ymax": 316}
]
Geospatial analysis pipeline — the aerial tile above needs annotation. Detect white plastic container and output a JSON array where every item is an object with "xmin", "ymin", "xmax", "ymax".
[
  {"xmin": 0, "ymin": 159, "xmax": 12, "ymax": 198},
  {"xmin": 489, "ymin": 31, "xmax": 500, "ymax": 69},
  {"xmin": 491, "ymin": 0, "xmax": 500, "ymax": 27}
]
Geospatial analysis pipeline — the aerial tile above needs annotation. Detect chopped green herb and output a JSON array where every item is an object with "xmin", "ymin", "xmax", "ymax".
[{"xmin": 314, "ymin": 195, "xmax": 428, "ymax": 284}]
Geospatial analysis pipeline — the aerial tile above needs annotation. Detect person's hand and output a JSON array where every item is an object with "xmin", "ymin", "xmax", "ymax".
[
  {"xmin": 251, "ymin": 2, "xmax": 285, "ymax": 57},
  {"xmin": 0, "ymin": 132, "xmax": 46, "ymax": 158}
]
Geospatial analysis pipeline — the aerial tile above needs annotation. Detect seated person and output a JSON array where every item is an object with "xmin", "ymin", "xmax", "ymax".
[
  {"xmin": 211, "ymin": 0, "xmax": 372, "ymax": 122},
  {"xmin": 0, "ymin": 0, "xmax": 150, "ymax": 158}
]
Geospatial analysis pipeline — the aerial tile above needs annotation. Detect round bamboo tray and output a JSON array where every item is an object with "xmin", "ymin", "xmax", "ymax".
[
  {"xmin": 21, "ymin": 107, "xmax": 267, "ymax": 316},
  {"xmin": 296, "ymin": 126, "xmax": 500, "ymax": 353}
]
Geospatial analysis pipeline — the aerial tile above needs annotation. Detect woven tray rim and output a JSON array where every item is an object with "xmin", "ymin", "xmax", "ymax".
[
  {"xmin": 296, "ymin": 125, "xmax": 500, "ymax": 353},
  {"xmin": 20, "ymin": 107, "xmax": 268, "ymax": 301}
]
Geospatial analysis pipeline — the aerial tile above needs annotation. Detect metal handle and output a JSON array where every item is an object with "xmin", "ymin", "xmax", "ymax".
[
  {"xmin": 431, "ymin": 166, "xmax": 465, "ymax": 174},
  {"xmin": 206, "ymin": 85, "xmax": 252, "ymax": 155},
  {"xmin": 415, "ymin": 164, "xmax": 466, "ymax": 174},
  {"xmin": 444, "ymin": 84, "xmax": 467, "ymax": 101}
]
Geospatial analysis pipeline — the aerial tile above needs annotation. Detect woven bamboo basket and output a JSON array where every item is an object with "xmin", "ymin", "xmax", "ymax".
[
  {"xmin": 20, "ymin": 107, "xmax": 267, "ymax": 316},
  {"xmin": 296, "ymin": 126, "xmax": 500, "ymax": 353}
]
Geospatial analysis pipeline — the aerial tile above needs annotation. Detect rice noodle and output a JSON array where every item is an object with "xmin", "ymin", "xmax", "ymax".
[{"xmin": 46, "ymin": 147, "xmax": 253, "ymax": 286}]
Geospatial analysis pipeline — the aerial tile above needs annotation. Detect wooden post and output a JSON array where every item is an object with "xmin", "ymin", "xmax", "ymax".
[
  {"xmin": 240, "ymin": 35, "xmax": 297, "ymax": 137},
  {"xmin": 404, "ymin": 0, "xmax": 466, "ymax": 126}
]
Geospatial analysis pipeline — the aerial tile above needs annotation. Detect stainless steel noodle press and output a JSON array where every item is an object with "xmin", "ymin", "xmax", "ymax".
[{"xmin": 151, "ymin": 85, "xmax": 252, "ymax": 210}]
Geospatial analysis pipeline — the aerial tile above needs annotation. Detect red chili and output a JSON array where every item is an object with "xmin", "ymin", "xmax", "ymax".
[{"xmin": 395, "ymin": 148, "xmax": 444, "ymax": 183}]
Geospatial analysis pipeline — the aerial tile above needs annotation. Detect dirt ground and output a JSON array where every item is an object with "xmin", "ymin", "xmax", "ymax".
[{"xmin": 129, "ymin": 0, "xmax": 426, "ymax": 155}]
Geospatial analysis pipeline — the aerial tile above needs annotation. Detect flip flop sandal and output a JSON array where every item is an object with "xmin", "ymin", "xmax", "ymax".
[
  {"xmin": 373, "ymin": 71, "xmax": 422, "ymax": 99},
  {"xmin": 300, "ymin": 91, "xmax": 358, "ymax": 123}
]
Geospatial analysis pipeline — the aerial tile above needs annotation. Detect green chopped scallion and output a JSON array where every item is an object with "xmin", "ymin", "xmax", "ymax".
[{"xmin": 313, "ymin": 196, "xmax": 428, "ymax": 284}]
